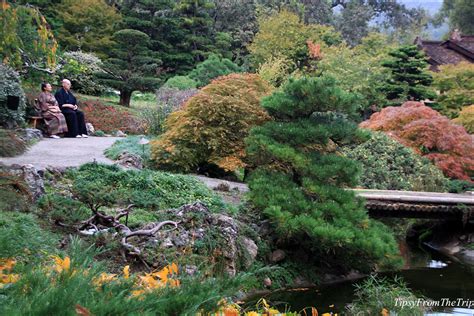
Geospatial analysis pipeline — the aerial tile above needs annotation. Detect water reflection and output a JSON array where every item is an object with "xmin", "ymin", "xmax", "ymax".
[
  {"xmin": 428, "ymin": 260, "xmax": 449, "ymax": 268},
  {"xmin": 257, "ymin": 242, "xmax": 474, "ymax": 315}
]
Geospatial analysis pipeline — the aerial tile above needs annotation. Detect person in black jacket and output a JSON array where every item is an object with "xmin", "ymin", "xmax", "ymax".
[{"xmin": 55, "ymin": 79, "xmax": 88, "ymax": 138}]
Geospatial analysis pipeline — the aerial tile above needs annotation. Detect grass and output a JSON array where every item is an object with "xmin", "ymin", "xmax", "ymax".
[
  {"xmin": 347, "ymin": 275, "xmax": 426, "ymax": 316},
  {"xmin": 77, "ymin": 92, "xmax": 157, "ymax": 113}
]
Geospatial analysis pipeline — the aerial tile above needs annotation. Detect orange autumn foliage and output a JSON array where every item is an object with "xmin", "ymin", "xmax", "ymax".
[
  {"xmin": 151, "ymin": 74, "xmax": 272, "ymax": 172},
  {"xmin": 360, "ymin": 101, "xmax": 474, "ymax": 181}
]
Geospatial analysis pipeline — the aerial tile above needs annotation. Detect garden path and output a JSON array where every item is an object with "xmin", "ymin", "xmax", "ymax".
[{"xmin": 0, "ymin": 136, "xmax": 120, "ymax": 170}]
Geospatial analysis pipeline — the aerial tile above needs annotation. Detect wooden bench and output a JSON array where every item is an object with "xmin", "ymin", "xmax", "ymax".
[{"xmin": 28, "ymin": 99, "xmax": 44, "ymax": 129}]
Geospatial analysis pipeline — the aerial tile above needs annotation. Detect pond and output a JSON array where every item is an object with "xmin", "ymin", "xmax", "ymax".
[{"xmin": 250, "ymin": 241, "xmax": 474, "ymax": 315}]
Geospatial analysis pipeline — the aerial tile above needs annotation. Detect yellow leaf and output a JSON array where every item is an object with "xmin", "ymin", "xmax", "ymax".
[
  {"xmin": 123, "ymin": 265, "xmax": 130, "ymax": 279},
  {"xmin": 381, "ymin": 308, "xmax": 389, "ymax": 316},
  {"xmin": 0, "ymin": 258, "xmax": 16, "ymax": 271},
  {"xmin": 169, "ymin": 263, "xmax": 178, "ymax": 275},
  {"xmin": 53, "ymin": 256, "xmax": 71, "ymax": 273}
]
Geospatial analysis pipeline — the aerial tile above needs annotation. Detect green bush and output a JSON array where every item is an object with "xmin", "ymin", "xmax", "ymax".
[
  {"xmin": 104, "ymin": 136, "xmax": 151, "ymax": 162},
  {"xmin": 67, "ymin": 163, "xmax": 225, "ymax": 213},
  {"xmin": 342, "ymin": 132, "xmax": 448, "ymax": 192},
  {"xmin": 245, "ymin": 76, "xmax": 401, "ymax": 273},
  {"xmin": 0, "ymin": 64, "xmax": 26, "ymax": 128},
  {"xmin": 163, "ymin": 76, "xmax": 198, "ymax": 90},
  {"xmin": 189, "ymin": 54, "xmax": 241, "ymax": 87},
  {"xmin": 348, "ymin": 275, "xmax": 425, "ymax": 315},
  {"xmin": 37, "ymin": 194, "xmax": 90, "ymax": 225},
  {"xmin": 0, "ymin": 129, "xmax": 27, "ymax": 157}
]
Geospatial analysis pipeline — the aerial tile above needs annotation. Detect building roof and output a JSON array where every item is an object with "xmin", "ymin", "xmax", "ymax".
[{"xmin": 415, "ymin": 31, "xmax": 474, "ymax": 71}]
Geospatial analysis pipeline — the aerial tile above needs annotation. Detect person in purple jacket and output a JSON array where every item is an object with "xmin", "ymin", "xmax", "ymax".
[{"xmin": 54, "ymin": 79, "xmax": 88, "ymax": 138}]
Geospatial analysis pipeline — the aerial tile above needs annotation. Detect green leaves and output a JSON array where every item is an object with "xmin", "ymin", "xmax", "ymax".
[{"xmin": 246, "ymin": 76, "xmax": 401, "ymax": 272}]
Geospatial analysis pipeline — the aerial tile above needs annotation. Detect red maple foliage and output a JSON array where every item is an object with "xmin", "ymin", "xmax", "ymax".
[
  {"xmin": 360, "ymin": 101, "xmax": 474, "ymax": 181},
  {"xmin": 81, "ymin": 100, "xmax": 144, "ymax": 134}
]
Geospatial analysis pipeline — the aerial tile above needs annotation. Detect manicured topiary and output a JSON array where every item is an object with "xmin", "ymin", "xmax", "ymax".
[
  {"xmin": 151, "ymin": 74, "xmax": 272, "ymax": 173},
  {"xmin": 188, "ymin": 54, "xmax": 241, "ymax": 88},
  {"xmin": 360, "ymin": 101, "xmax": 474, "ymax": 181},
  {"xmin": 343, "ymin": 132, "xmax": 448, "ymax": 192},
  {"xmin": 245, "ymin": 76, "xmax": 401, "ymax": 272},
  {"xmin": 0, "ymin": 64, "xmax": 26, "ymax": 127}
]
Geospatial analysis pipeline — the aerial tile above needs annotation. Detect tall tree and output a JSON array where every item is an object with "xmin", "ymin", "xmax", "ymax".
[
  {"xmin": 245, "ymin": 76, "xmax": 401, "ymax": 272},
  {"xmin": 98, "ymin": 29, "xmax": 161, "ymax": 107},
  {"xmin": 0, "ymin": 1, "xmax": 58, "ymax": 75},
  {"xmin": 380, "ymin": 45, "xmax": 435, "ymax": 104},
  {"xmin": 120, "ymin": 0, "xmax": 228, "ymax": 78},
  {"xmin": 437, "ymin": 0, "xmax": 474, "ymax": 34},
  {"xmin": 255, "ymin": 0, "xmax": 427, "ymax": 44},
  {"xmin": 56, "ymin": 0, "xmax": 121, "ymax": 57}
]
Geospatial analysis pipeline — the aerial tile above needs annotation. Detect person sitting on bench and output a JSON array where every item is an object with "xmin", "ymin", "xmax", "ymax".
[
  {"xmin": 54, "ymin": 79, "xmax": 88, "ymax": 138},
  {"xmin": 38, "ymin": 83, "xmax": 68, "ymax": 139}
]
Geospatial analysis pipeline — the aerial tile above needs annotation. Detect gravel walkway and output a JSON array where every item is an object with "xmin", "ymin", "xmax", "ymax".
[{"xmin": 0, "ymin": 136, "xmax": 120, "ymax": 170}]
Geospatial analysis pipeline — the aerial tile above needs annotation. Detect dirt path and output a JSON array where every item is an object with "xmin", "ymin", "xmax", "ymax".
[{"xmin": 0, "ymin": 136, "xmax": 121, "ymax": 170}]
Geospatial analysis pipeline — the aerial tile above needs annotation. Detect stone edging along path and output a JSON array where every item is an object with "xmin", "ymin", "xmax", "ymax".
[{"xmin": 0, "ymin": 136, "xmax": 121, "ymax": 170}]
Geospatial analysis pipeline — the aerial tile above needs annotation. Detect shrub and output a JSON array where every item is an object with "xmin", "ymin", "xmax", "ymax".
[
  {"xmin": 57, "ymin": 51, "xmax": 105, "ymax": 95},
  {"xmin": 343, "ymin": 132, "xmax": 448, "ymax": 192},
  {"xmin": 432, "ymin": 62, "xmax": 474, "ymax": 118},
  {"xmin": 104, "ymin": 136, "xmax": 150, "ymax": 162},
  {"xmin": 347, "ymin": 275, "xmax": 426, "ymax": 316},
  {"xmin": 360, "ymin": 101, "xmax": 474, "ymax": 181},
  {"xmin": 80, "ymin": 100, "xmax": 144, "ymax": 134},
  {"xmin": 67, "ymin": 163, "xmax": 225, "ymax": 212},
  {"xmin": 380, "ymin": 45, "xmax": 435, "ymax": 104},
  {"xmin": 156, "ymin": 87, "xmax": 199, "ymax": 110},
  {"xmin": 245, "ymin": 76, "xmax": 401, "ymax": 273},
  {"xmin": 151, "ymin": 74, "xmax": 272, "ymax": 173},
  {"xmin": 37, "ymin": 194, "xmax": 90, "ymax": 226},
  {"xmin": 453, "ymin": 105, "xmax": 474, "ymax": 134},
  {"xmin": 0, "ymin": 129, "xmax": 27, "ymax": 157},
  {"xmin": 163, "ymin": 76, "xmax": 198, "ymax": 90},
  {"xmin": 0, "ymin": 64, "xmax": 26, "ymax": 128},
  {"xmin": 188, "ymin": 54, "xmax": 241, "ymax": 87},
  {"xmin": 257, "ymin": 55, "xmax": 295, "ymax": 87}
]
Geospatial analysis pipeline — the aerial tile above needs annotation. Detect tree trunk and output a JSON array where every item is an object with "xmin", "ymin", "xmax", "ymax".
[{"xmin": 119, "ymin": 90, "xmax": 132, "ymax": 107}]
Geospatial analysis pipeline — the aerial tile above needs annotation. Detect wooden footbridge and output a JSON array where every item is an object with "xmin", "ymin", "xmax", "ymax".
[
  {"xmin": 357, "ymin": 189, "xmax": 474, "ymax": 221},
  {"xmin": 195, "ymin": 176, "xmax": 474, "ymax": 221}
]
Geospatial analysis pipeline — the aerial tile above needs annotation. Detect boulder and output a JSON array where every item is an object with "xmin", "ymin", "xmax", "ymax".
[
  {"xmin": 270, "ymin": 249, "xmax": 286, "ymax": 263},
  {"xmin": 137, "ymin": 202, "xmax": 256, "ymax": 276},
  {"xmin": 7, "ymin": 164, "xmax": 44, "ymax": 200},
  {"xmin": 241, "ymin": 237, "xmax": 258, "ymax": 267},
  {"xmin": 115, "ymin": 130, "xmax": 126, "ymax": 137},
  {"xmin": 86, "ymin": 123, "xmax": 95, "ymax": 135},
  {"xmin": 19, "ymin": 128, "xmax": 43, "ymax": 142},
  {"xmin": 116, "ymin": 152, "xmax": 143, "ymax": 169}
]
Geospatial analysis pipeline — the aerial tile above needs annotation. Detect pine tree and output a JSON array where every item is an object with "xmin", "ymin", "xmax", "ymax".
[
  {"xmin": 245, "ymin": 76, "xmax": 401, "ymax": 272},
  {"xmin": 380, "ymin": 45, "xmax": 435, "ymax": 103},
  {"xmin": 98, "ymin": 29, "xmax": 161, "ymax": 107}
]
